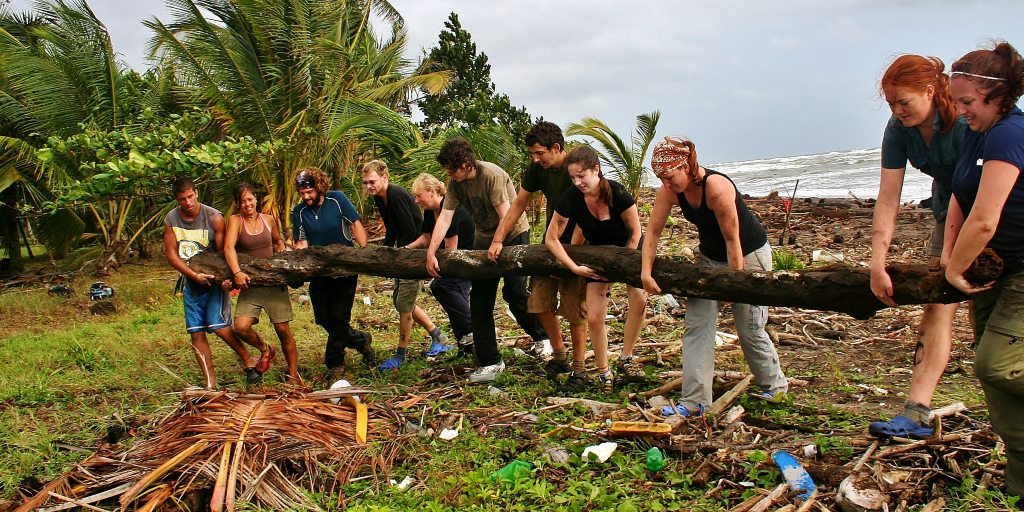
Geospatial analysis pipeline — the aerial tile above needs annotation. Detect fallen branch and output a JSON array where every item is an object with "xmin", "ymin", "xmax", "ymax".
[{"xmin": 191, "ymin": 245, "xmax": 1003, "ymax": 319}]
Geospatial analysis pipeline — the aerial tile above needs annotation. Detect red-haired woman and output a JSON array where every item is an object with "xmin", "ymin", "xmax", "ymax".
[
  {"xmin": 944, "ymin": 41, "xmax": 1024, "ymax": 496},
  {"xmin": 641, "ymin": 137, "xmax": 787, "ymax": 417},
  {"xmin": 868, "ymin": 55, "xmax": 967, "ymax": 439},
  {"xmin": 545, "ymin": 146, "xmax": 647, "ymax": 395}
]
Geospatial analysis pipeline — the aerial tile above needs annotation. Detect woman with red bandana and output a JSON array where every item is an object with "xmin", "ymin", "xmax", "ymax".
[{"xmin": 641, "ymin": 137, "xmax": 788, "ymax": 417}]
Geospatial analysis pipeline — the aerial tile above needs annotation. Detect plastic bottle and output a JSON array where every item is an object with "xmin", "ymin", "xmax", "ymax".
[
  {"xmin": 488, "ymin": 460, "xmax": 534, "ymax": 483},
  {"xmin": 646, "ymin": 447, "xmax": 665, "ymax": 471}
]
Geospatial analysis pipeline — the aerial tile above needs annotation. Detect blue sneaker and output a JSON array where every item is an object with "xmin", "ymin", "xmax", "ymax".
[
  {"xmin": 377, "ymin": 357, "xmax": 404, "ymax": 370},
  {"xmin": 661, "ymin": 403, "xmax": 703, "ymax": 417},
  {"xmin": 868, "ymin": 414, "xmax": 933, "ymax": 439},
  {"xmin": 425, "ymin": 341, "xmax": 455, "ymax": 357}
]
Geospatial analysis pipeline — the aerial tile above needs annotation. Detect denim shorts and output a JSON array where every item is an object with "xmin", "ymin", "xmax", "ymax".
[{"xmin": 183, "ymin": 281, "xmax": 232, "ymax": 333}]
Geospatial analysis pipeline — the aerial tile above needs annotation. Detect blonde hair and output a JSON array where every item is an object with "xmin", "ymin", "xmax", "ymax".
[
  {"xmin": 411, "ymin": 173, "xmax": 446, "ymax": 196},
  {"xmin": 360, "ymin": 159, "xmax": 389, "ymax": 177}
]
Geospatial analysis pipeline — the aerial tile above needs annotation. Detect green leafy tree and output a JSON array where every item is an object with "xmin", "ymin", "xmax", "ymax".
[
  {"xmin": 146, "ymin": 0, "xmax": 449, "ymax": 223},
  {"xmin": 0, "ymin": 0, "xmax": 168, "ymax": 268},
  {"xmin": 37, "ymin": 109, "xmax": 279, "ymax": 271},
  {"xmin": 417, "ymin": 13, "xmax": 532, "ymax": 146},
  {"xmin": 565, "ymin": 111, "xmax": 661, "ymax": 200}
]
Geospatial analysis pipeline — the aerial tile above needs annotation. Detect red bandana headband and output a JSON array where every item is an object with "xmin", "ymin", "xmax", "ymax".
[{"xmin": 651, "ymin": 137, "xmax": 691, "ymax": 176}]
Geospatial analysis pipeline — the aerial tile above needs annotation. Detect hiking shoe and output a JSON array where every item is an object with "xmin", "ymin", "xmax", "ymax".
[
  {"xmin": 544, "ymin": 358, "xmax": 570, "ymax": 380},
  {"xmin": 457, "ymin": 333, "xmax": 474, "ymax": 356},
  {"xmin": 377, "ymin": 357, "xmax": 404, "ymax": 370},
  {"xmin": 530, "ymin": 338, "xmax": 553, "ymax": 359},
  {"xmin": 661, "ymin": 403, "xmax": 703, "ymax": 417},
  {"xmin": 468, "ymin": 360, "xmax": 505, "ymax": 383},
  {"xmin": 620, "ymin": 358, "xmax": 647, "ymax": 384},
  {"xmin": 327, "ymin": 364, "xmax": 346, "ymax": 382},
  {"xmin": 244, "ymin": 367, "xmax": 263, "ymax": 387},
  {"xmin": 426, "ymin": 341, "xmax": 455, "ymax": 357},
  {"xmin": 557, "ymin": 371, "xmax": 590, "ymax": 393},
  {"xmin": 430, "ymin": 329, "xmax": 450, "ymax": 346},
  {"xmin": 869, "ymin": 414, "xmax": 933, "ymax": 439},
  {"xmin": 599, "ymin": 372, "xmax": 616, "ymax": 395},
  {"xmin": 255, "ymin": 345, "xmax": 276, "ymax": 373},
  {"xmin": 357, "ymin": 333, "xmax": 376, "ymax": 366}
]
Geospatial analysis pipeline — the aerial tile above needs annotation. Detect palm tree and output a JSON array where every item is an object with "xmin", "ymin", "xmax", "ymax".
[
  {"xmin": 565, "ymin": 111, "xmax": 661, "ymax": 200},
  {"xmin": 0, "ymin": 0, "xmax": 166, "ymax": 267},
  {"xmin": 145, "ymin": 0, "xmax": 449, "ymax": 225}
]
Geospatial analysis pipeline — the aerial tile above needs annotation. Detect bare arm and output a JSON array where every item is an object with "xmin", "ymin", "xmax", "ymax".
[
  {"xmin": 869, "ymin": 167, "xmax": 906, "ymax": 306},
  {"xmin": 294, "ymin": 239, "xmax": 308, "ymax": 250},
  {"xmin": 405, "ymin": 233, "xmax": 430, "ymax": 249},
  {"xmin": 213, "ymin": 213, "xmax": 226, "ymax": 252},
  {"xmin": 545, "ymin": 213, "xmax": 602, "ymax": 280},
  {"xmin": 444, "ymin": 235, "xmax": 459, "ymax": 250},
  {"xmin": 941, "ymin": 196, "xmax": 964, "ymax": 267},
  {"xmin": 489, "ymin": 188, "xmax": 532, "ymax": 262},
  {"xmin": 946, "ymin": 160, "xmax": 1020, "ymax": 293},
  {"xmin": 621, "ymin": 204, "xmax": 642, "ymax": 250},
  {"xmin": 641, "ymin": 187, "xmax": 678, "ymax": 294},
  {"xmin": 705, "ymin": 176, "xmax": 744, "ymax": 270},
  {"xmin": 351, "ymin": 220, "xmax": 368, "ymax": 247},
  {"xmin": 269, "ymin": 214, "xmax": 285, "ymax": 253},
  {"xmin": 223, "ymin": 215, "xmax": 249, "ymax": 289},
  {"xmin": 426, "ymin": 208, "xmax": 456, "ymax": 278}
]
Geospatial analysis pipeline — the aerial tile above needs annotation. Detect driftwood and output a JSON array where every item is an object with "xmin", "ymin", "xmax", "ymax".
[{"xmin": 190, "ymin": 245, "xmax": 1002, "ymax": 319}]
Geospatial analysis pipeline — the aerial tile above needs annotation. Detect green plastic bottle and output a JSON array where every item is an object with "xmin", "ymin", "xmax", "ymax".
[
  {"xmin": 489, "ymin": 460, "xmax": 534, "ymax": 483},
  {"xmin": 646, "ymin": 447, "xmax": 665, "ymax": 471}
]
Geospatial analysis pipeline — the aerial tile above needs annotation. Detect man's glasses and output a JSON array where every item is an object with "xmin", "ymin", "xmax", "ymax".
[{"xmin": 361, "ymin": 179, "xmax": 378, "ymax": 186}]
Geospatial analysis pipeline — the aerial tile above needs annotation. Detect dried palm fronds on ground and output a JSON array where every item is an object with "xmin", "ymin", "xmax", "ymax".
[{"xmin": 18, "ymin": 387, "xmax": 398, "ymax": 512}]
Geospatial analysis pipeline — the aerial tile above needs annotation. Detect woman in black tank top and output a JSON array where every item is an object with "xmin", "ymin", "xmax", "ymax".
[
  {"xmin": 641, "ymin": 137, "xmax": 787, "ymax": 417},
  {"xmin": 545, "ymin": 146, "xmax": 648, "ymax": 395}
]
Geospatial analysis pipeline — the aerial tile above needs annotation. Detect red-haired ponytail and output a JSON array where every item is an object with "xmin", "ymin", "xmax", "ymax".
[{"xmin": 881, "ymin": 55, "xmax": 956, "ymax": 134}]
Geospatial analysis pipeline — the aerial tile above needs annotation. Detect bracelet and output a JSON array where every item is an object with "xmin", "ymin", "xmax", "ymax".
[{"xmin": 233, "ymin": 270, "xmax": 243, "ymax": 275}]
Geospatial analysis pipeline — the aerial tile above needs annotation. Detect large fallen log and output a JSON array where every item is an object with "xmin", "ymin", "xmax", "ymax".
[{"xmin": 190, "ymin": 245, "xmax": 1001, "ymax": 320}]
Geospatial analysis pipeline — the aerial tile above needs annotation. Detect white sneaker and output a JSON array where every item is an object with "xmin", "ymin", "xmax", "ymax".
[
  {"xmin": 468, "ymin": 360, "xmax": 505, "ymax": 383},
  {"xmin": 530, "ymin": 338, "xmax": 553, "ymax": 358}
]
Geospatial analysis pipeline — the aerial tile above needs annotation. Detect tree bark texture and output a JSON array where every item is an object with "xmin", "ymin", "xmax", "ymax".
[{"xmin": 189, "ymin": 245, "xmax": 1001, "ymax": 320}]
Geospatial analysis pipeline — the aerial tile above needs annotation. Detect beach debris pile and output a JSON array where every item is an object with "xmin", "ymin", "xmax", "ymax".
[{"xmin": 17, "ymin": 386, "xmax": 398, "ymax": 512}]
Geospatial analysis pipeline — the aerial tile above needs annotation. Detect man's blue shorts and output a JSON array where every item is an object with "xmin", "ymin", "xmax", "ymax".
[{"xmin": 183, "ymin": 281, "xmax": 232, "ymax": 334}]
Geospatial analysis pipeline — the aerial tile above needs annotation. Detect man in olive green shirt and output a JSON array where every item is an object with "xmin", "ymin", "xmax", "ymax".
[{"xmin": 426, "ymin": 138, "xmax": 547, "ymax": 383}]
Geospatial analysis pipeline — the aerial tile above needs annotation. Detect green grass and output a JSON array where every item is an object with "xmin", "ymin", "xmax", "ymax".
[{"xmin": 0, "ymin": 259, "xmax": 1013, "ymax": 510}]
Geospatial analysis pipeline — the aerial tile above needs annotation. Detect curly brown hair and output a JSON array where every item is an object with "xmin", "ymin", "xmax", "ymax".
[{"xmin": 294, "ymin": 166, "xmax": 330, "ymax": 196}]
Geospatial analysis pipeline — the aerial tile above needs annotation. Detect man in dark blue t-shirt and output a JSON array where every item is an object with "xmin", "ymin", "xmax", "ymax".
[{"xmin": 291, "ymin": 166, "xmax": 374, "ymax": 378}]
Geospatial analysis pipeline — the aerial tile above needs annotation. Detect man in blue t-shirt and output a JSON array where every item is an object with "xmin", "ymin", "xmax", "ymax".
[{"xmin": 291, "ymin": 167, "xmax": 374, "ymax": 378}]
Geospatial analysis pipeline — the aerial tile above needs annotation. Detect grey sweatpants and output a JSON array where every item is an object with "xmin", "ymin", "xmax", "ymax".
[{"xmin": 679, "ymin": 243, "xmax": 788, "ymax": 410}]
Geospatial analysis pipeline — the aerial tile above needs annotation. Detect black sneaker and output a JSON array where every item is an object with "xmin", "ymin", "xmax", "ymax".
[
  {"xmin": 557, "ymin": 371, "xmax": 590, "ymax": 393},
  {"xmin": 244, "ymin": 367, "xmax": 263, "ymax": 387},
  {"xmin": 544, "ymin": 358, "xmax": 570, "ymax": 380},
  {"xmin": 357, "ymin": 332, "xmax": 376, "ymax": 366}
]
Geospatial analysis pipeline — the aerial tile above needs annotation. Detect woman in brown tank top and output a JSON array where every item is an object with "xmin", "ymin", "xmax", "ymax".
[{"xmin": 224, "ymin": 183, "xmax": 302, "ymax": 385}]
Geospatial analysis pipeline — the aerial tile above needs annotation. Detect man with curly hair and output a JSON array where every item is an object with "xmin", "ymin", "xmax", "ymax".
[
  {"xmin": 425, "ymin": 139, "xmax": 547, "ymax": 383},
  {"xmin": 292, "ymin": 167, "xmax": 375, "ymax": 379}
]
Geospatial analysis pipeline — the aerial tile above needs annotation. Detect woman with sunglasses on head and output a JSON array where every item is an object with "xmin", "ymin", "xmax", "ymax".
[
  {"xmin": 868, "ymin": 55, "xmax": 968, "ymax": 439},
  {"xmin": 223, "ymin": 182, "xmax": 302, "ymax": 385},
  {"xmin": 641, "ymin": 137, "xmax": 787, "ymax": 417},
  {"xmin": 544, "ymin": 146, "xmax": 647, "ymax": 395},
  {"xmin": 943, "ymin": 41, "xmax": 1024, "ymax": 496}
]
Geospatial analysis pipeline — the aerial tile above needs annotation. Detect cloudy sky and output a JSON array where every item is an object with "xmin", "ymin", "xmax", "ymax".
[{"xmin": 9, "ymin": 0, "xmax": 1024, "ymax": 164}]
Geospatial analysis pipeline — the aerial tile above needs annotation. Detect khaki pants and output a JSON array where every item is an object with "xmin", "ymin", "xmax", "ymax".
[{"xmin": 972, "ymin": 266, "xmax": 1024, "ymax": 497}]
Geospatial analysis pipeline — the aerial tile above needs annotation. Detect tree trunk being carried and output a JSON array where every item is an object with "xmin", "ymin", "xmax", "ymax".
[{"xmin": 190, "ymin": 245, "xmax": 1001, "ymax": 320}]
